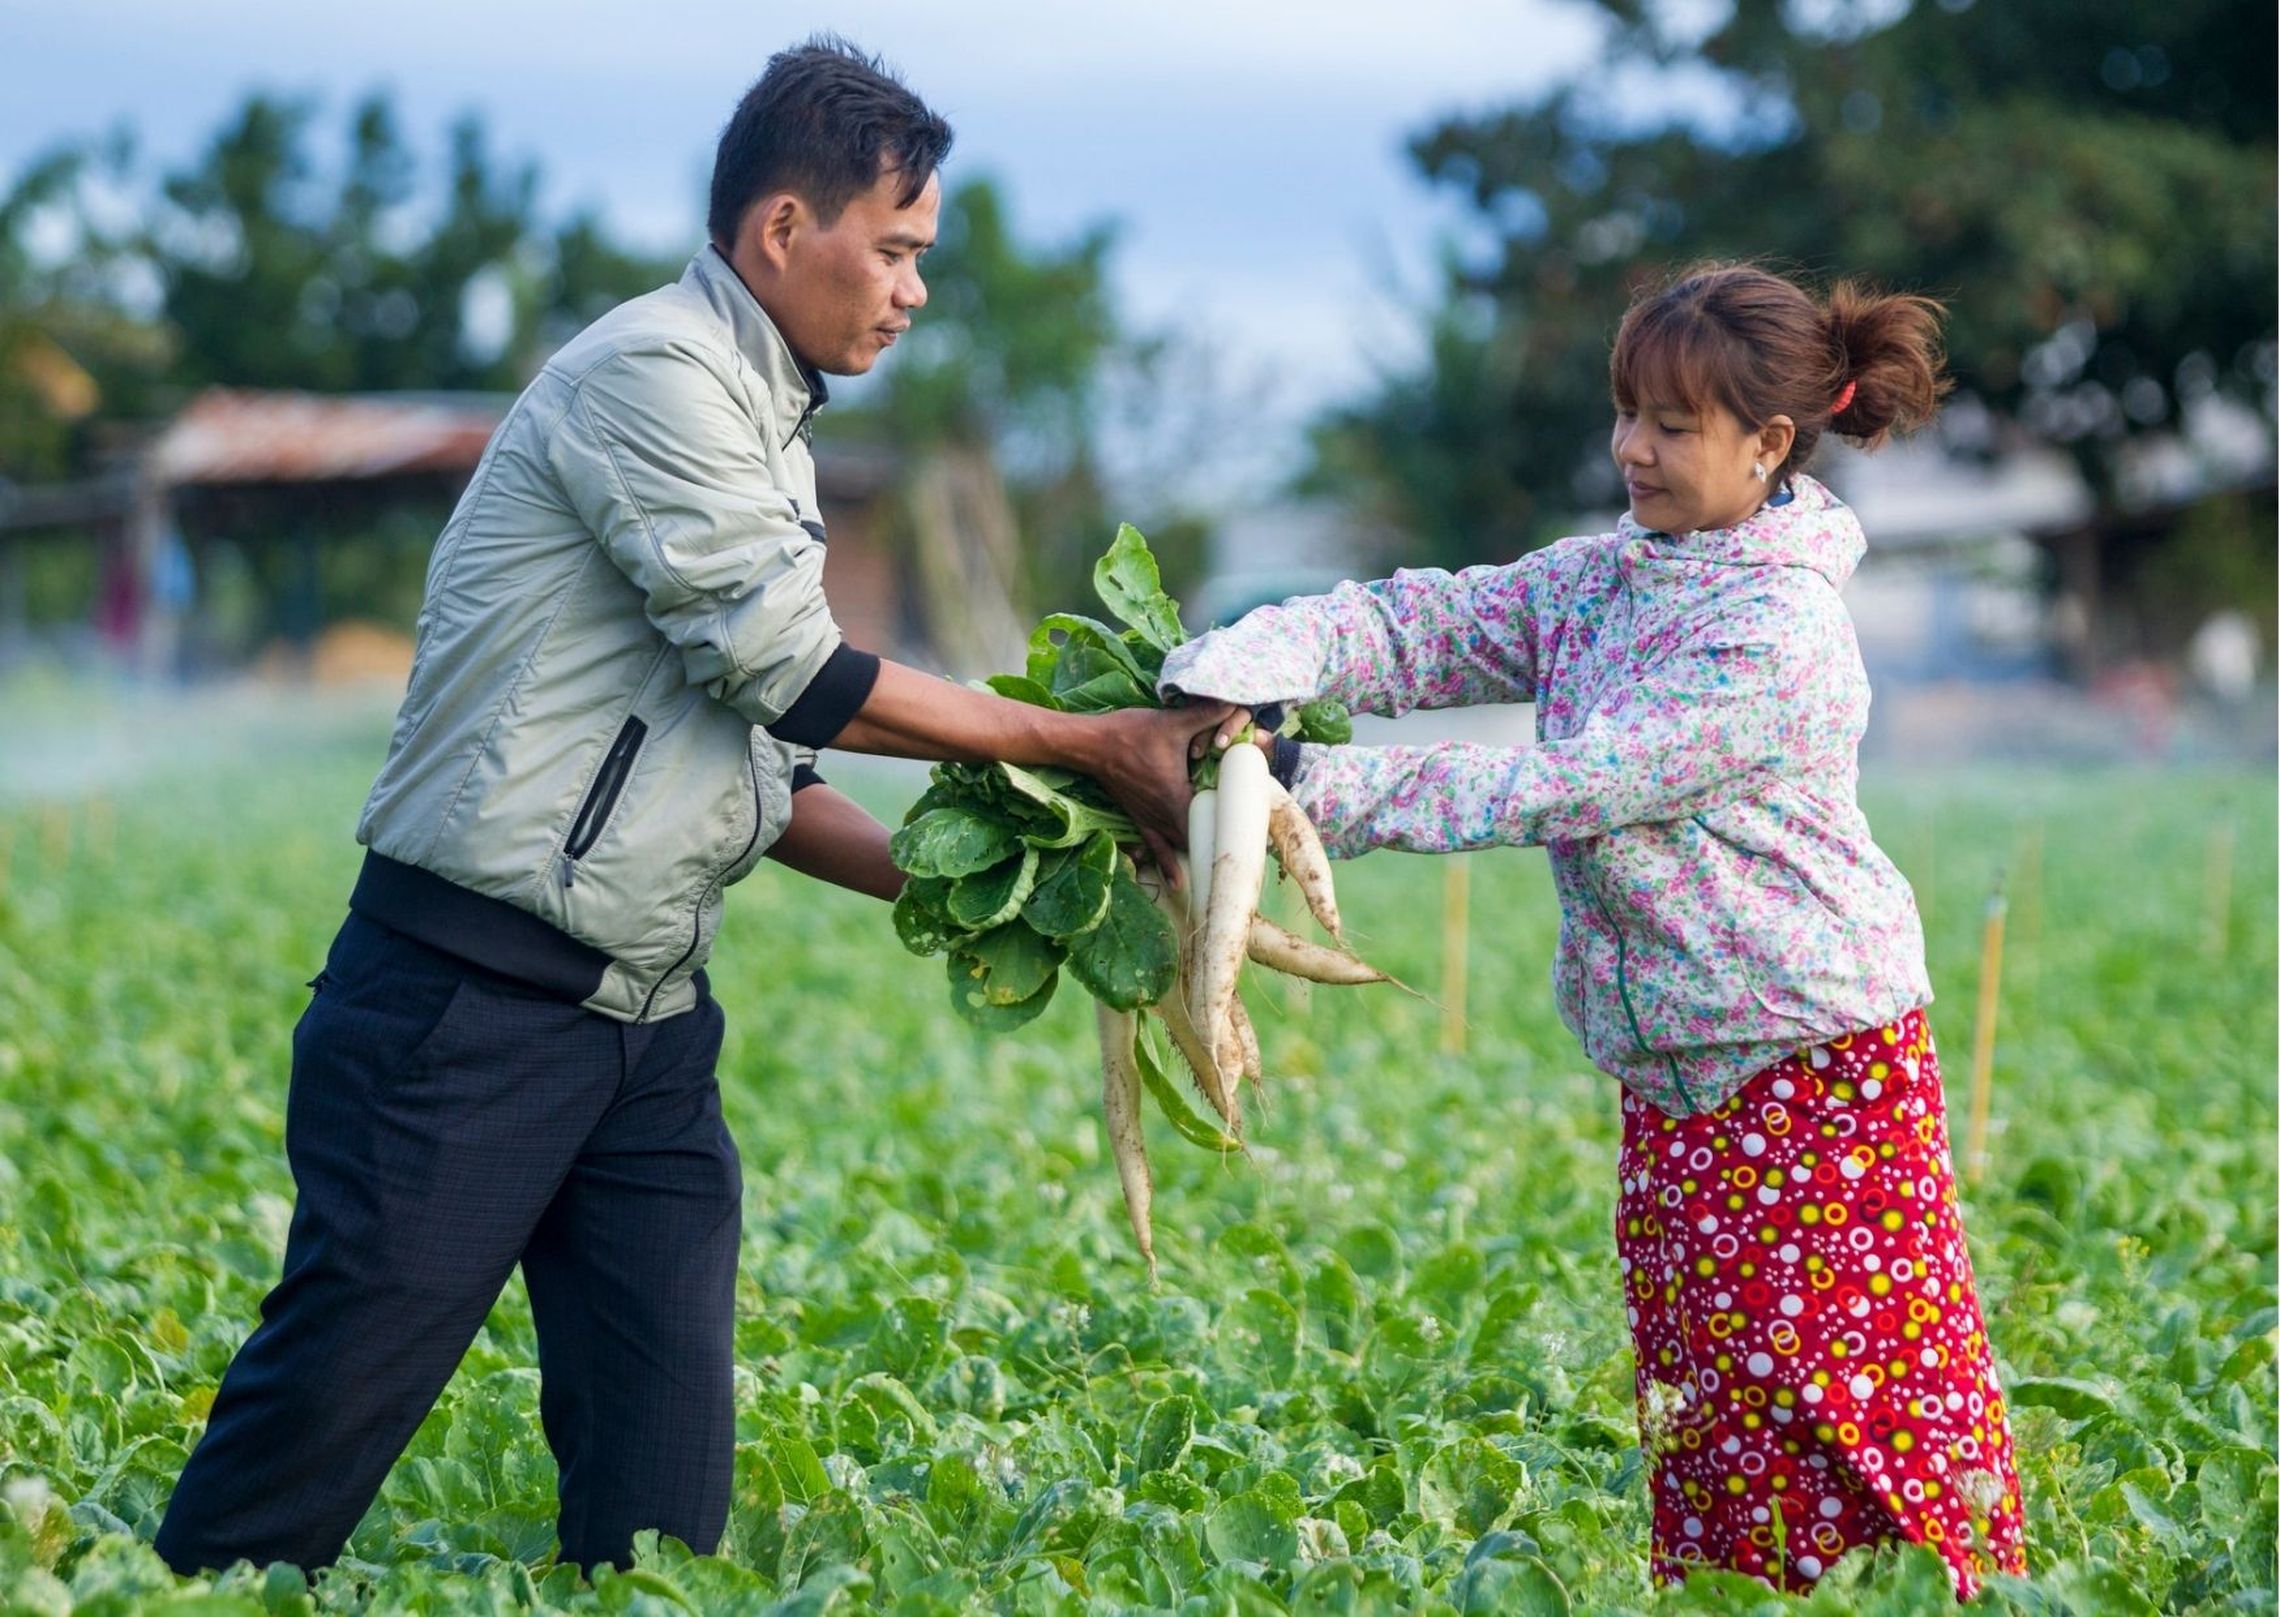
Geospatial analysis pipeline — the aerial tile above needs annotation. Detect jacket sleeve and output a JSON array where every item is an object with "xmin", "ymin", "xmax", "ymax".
[
  {"xmin": 547, "ymin": 344, "xmax": 878, "ymax": 745},
  {"xmin": 1287, "ymin": 631, "xmax": 1851, "ymax": 857},
  {"xmin": 1155, "ymin": 549, "xmax": 1554, "ymax": 715}
]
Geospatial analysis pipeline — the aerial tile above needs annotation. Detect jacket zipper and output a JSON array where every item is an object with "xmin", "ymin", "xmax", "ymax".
[
  {"xmin": 637, "ymin": 740, "xmax": 764, "ymax": 1022},
  {"xmin": 561, "ymin": 714, "xmax": 648, "ymax": 888}
]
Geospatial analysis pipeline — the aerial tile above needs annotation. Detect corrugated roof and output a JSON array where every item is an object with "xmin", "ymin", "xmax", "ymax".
[
  {"xmin": 144, "ymin": 386, "xmax": 900, "ymax": 496},
  {"xmin": 148, "ymin": 388, "xmax": 508, "ymax": 485}
]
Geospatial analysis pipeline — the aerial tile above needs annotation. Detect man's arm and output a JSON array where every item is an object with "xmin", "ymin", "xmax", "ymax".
[
  {"xmin": 827, "ymin": 662, "xmax": 1229, "ymax": 864},
  {"xmin": 765, "ymin": 780, "xmax": 903, "ymax": 901}
]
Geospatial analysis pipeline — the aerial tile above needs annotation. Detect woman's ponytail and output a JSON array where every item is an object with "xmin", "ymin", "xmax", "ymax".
[{"xmin": 1824, "ymin": 282, "xmax": 1951, "ymax": 448}]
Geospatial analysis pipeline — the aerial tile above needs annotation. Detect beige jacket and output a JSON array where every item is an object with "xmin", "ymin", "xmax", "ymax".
[{"xmin": 354, "ymin": 248, "xmax": 877, "ymax": 1021}]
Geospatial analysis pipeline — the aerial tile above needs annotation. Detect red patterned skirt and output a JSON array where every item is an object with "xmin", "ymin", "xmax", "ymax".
[{"xmin": 1616, "ymin": 1009, "xmax": 2027, "ymax": 1599}]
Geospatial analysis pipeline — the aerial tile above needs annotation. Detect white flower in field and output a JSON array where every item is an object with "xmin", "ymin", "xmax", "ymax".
[
  {"xmin": 1959, "ymin": 1469, "xmax": 2004, "ymax": 1516},
  {"xmin": 3, "ymin": 1474, "xmax": 55, "ymax": 1524},
  {"xmin": 1638, "ymin": 1378, "xmax": 1688, "ymax": 1456},
  {"xmin": 4, "ymin": 1475, "xmax": 69, "ymax": 1570}
]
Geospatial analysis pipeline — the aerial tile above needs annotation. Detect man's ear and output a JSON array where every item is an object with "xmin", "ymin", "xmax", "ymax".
[{"xmin": 745, "ymin": 192, "xmax": 806, "ymax": 273}]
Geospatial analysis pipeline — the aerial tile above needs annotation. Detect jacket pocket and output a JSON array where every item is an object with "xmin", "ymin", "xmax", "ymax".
[{"xmin": 561, "ymin": 714, "xmax": 648, "ymax": 888}]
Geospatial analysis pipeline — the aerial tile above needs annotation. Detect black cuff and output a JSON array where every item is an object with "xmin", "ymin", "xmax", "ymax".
[
  {"xmin": 1267, "ymin": 736, "xmax": 1303, "ymax": 789},
  {"xmin": 790, "ymin": 764, "xmax": 826, "ymax": 793},
  {"xmin": 767, "ymin": 642, "xmax": 880, "ymax": 748}
]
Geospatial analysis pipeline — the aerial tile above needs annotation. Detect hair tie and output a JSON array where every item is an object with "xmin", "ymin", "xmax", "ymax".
[{"xmin": 1832, "ymin": 379, "xmax": 1857, "ymax": 415}]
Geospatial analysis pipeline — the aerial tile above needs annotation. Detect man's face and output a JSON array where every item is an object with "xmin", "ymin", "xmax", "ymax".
[{"xmin": 759, "ymin": 169, "xmax": 939, "ymax": 377}]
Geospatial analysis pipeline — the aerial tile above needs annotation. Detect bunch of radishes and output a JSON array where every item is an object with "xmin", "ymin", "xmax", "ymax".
[
  {"xmin": 1099, "ymin": 732, "xmax": 1402, "ymax": 1278},
  {"xmin": 889, "ymin": 524, "xmax": 1398, "ymax": 1277}
]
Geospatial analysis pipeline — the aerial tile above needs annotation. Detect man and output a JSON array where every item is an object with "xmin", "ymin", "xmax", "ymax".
[{"xmin": 155, "ymin": 38, "xmax": 1222, "ymax": 1577}]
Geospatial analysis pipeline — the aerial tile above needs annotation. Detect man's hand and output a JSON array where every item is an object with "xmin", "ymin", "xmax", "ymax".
[
  {"xmin": 1080, "ymin": 704, "xmax": 1238, "ymax": 877},
  {"xmin": 823, "ymin": 661, "xmax": 1231, "ymax": 859}
]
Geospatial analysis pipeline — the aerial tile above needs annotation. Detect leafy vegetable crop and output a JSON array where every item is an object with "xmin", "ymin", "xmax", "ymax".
[{"xmin": 0, "ymin": 699, "xmax": 2271, "ymax": 1615}]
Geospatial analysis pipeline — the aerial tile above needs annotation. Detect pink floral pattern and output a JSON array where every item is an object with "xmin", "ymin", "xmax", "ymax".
[{"xmin": 1159, "ymin": 476, "xmax": 1930, "ymax": 1116}]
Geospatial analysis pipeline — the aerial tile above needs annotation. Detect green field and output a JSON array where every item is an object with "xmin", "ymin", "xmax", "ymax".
[{"xmin": 0, "ymin": 729, "xmax": 2273, "ymax": 1615}]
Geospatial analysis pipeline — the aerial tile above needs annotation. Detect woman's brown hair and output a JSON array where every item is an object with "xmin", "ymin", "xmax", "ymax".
[{"xmin": 1610, "ymin": 262, "xmax": 1952, "ymax": 489}]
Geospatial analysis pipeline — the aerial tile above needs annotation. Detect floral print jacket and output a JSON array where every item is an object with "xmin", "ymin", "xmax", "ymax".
[{"xmin": 1158, "ymin": 475, "xmax": 1930, "ymax": 1116}]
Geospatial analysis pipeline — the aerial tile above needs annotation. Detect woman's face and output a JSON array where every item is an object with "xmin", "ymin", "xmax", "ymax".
[{"xmin": 1610, "ymin": 396, "xmax": 1788, "ymax": 535}]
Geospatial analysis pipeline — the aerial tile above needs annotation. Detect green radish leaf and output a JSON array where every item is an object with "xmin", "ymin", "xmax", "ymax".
[
  {"xmin": 1053, "ymin": 669, "xmax": 1151, "ymax": 713},
  {"xmin": 947, "ymin": 845, "xmax": 1041, "ymax": 931},
  {"xmin": 1093, "ymin": 523, "xmax": 1187, "ymax": 652},
  {"xmin": 1297, "ymin": 699, "xmax": 1353, "ymax": 745},
  {"xmin": 1204, "ymin": 1486, "xmax": 1300, "ymax": 1566},
  {"xmin": 2009, "ymin": 1376, "xmax": 2119, "ymax": 1420},
  {"xmin": 1023, "ymin": 833, "xmax": 1119, "ymax": 938},
  {"xmin": 1063, "ymin": 871, "xmax": 1180, "ymax": 1011},
  {"xmin": 892, "ymin": 877, "xmax": 962, "ymax": 957},
  {"xmin": 1122, "ymin": 631, "xmax": 1168, "ymax": 684},
  {"xmin": 960, "ymin": 922, "xmax": 1064, "ymax": 1005},
  {"xmin": 1134, "ymin": 1016, "xmax": 1239, "ymax": 1151},
  {"xmin": 946, "ymin": 951, "xmax": 1059, "ymax": 1031},
  {"xmin": 983, "ymin": 673, "xmax": 1063, "ymax": 709},
  {"xmin": 1027, "ymin": 613, "xmax": 1143, "ymax": 688},
  {"xmin": 891, "ymin": 807, "xmax": 1023, "ymax": 879},
  {"xmin": 1133, "ymin": 1393, "xmax": 1198, "ymax": 1474},
  {"xmin": 996, "ymin": 765, "xmax": 1135, "ymax": 848}
]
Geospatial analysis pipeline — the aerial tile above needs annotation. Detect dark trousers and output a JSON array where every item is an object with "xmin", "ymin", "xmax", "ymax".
[{"xmin": 155, "ymin": 913, "xmax": 741, "ymax": 1575}]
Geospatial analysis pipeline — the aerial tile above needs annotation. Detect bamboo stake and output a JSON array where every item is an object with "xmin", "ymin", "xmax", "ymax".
[
  {"xmin": 1964, "ymin": 878, "xmax": 2008, "ymax": 1188},
  {"xmin": 1439, "ymin": 855, "xmax": 1471, "ymax": 1055},
  {"xmin": 2202, "ymin": 815, "xmax": 2236, "ymax": 961}
]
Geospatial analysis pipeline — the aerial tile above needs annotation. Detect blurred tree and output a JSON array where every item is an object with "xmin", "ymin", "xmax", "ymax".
[
  {"xmin": 150, "ymin": 91, "xmax": 676, "ymax": 397},
  {"xmin": 0, "ymin": 88, "xmax": 682, "ymax": 483},
  {"xmin": 1312, "ymin": 0, "xmax": 2277, "ymax": 570},
  {"xmin": 0, "ymin": 136, "xmax": 174, "ymax": 481}
]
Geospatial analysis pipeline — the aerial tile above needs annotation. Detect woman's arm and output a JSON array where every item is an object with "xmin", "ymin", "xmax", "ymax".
[
  {"xmin": 1290, "ymin": 634, "xmax": 1854, "ymax": 857},
  {"xmin": 1158, "ymin": 547, "xmax": 1563, "ymax": 717}
]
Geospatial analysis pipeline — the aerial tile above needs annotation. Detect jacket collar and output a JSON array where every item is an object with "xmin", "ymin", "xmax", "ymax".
[
  {"xmin": 684, "ymin": 246, "xmax": 830, "ymax": 441},
  {"xmin": 1617, "ymin": 473, "xmax": 1865, "ymax": 588}
]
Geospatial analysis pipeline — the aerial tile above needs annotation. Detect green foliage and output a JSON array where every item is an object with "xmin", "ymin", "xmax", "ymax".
[
  {"xmin": 0, "ymin": 710, "xmax": 2272, "ymax": 1612},
  {"xmin": 0, "ymin": 90, "xmax": 679, "ymax": 480},
  {"xmin": 890, "ymin": 527, "xmax": 1349, "ymax": 1026},
  {"xmin": 1314, "ymin": 0, "xmax": 2278, "ymax": 568}
]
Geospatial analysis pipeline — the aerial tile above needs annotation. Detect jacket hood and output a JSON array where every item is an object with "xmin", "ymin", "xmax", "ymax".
[{"xmin": 1617, "ymin": 473, "xmax": 1865, "ymax": 589}]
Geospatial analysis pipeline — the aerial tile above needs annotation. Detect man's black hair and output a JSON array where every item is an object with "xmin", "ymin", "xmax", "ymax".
[{"xmin": 708, "ymin": 36, "xmax": 953, "ymax": 247}]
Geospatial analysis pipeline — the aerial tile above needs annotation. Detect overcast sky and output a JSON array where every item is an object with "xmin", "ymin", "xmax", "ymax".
[{"xmin": 7, "ymin": 1, "xmax": 1613, "ymax": 493}]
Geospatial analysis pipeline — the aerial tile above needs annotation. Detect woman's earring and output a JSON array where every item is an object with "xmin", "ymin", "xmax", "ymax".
[{"xmin": 1752, "ymin": 463, "xmax": 1768, "ymax": 483}]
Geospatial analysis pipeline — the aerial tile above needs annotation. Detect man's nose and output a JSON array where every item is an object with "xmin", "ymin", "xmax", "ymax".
[{"xmin": 897, "ymin": 268, "xmax": 927, "ymax": 311}]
